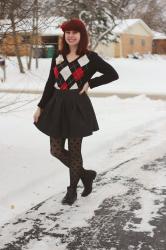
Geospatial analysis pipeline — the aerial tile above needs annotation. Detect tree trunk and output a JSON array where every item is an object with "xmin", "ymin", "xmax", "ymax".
[
  {"xmin": 10, "ymin": 12, "xmax": 25, "ymax": 73},
  {"xmin": 27, "ymin": 9, "xmax": 35, "ymax": 70}
]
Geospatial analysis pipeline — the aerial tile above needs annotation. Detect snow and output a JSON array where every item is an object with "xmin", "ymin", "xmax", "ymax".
[
  {"xmin": 0, "ymin": 16, "xmax": 64, "ymax": 36},
  {"xmin": 112, "ymin": 19, "xmax": 153, "ymax": 35},
  {"xmin": 113, "ymin": 19, "xmax": 140, "ymax": 33},
  {"xmin": 0, "ymin": 54, "xmax": 166, "ymax": 249},
  {"xmin": 1, "ymin": 93, "xmax": 166, "ymax": 225},
  {"xmin": 152, "ymin": 30, "xmax": 166, "ymax": 40},
  {"xmin": 0, "ymin": 54, "xmax": 166, "ymax": 96}
]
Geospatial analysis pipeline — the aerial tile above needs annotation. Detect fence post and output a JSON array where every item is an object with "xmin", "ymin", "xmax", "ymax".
[{"xmin": 0, "ymin": 57, "xmax": 6, "ymax": 82}]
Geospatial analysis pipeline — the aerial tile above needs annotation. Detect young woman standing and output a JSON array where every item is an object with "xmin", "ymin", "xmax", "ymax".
[{"xmin": 33, "ymin": 18, "xmax": 119, "ymax": 205}]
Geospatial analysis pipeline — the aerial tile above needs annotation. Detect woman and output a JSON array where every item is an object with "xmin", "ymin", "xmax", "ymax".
[{"xmin": 33, "ymin": 18, "xmax": 119, "ymax": 206}]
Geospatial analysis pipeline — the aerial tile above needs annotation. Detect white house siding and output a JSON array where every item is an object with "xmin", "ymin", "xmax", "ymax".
[{"xmin": 95, "ymin": 43, "xmax": 115, "ymax": 57}]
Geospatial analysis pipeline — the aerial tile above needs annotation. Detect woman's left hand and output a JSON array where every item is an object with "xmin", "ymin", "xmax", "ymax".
[{"xmin": 79, "ymin": 82, "xmax": 89, "ymax": 95}]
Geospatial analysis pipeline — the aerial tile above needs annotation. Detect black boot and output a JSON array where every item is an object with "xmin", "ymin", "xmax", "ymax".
[
  {"xmin": 61, "ymin": 186, "xmax": 77, "ymax": 205},
  {"xmin": 81, "ymin": 170, "xmax": 97, "ymax": 197}
]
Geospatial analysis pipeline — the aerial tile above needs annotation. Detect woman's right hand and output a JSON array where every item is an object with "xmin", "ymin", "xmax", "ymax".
[{"xmin": 33, "ymin": 107, "xmax": 43, "ymax": 123}]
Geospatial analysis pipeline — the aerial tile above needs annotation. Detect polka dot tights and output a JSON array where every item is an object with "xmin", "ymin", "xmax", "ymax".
[{"xmin": 50, "ymin": 137, "xmax": 86, "ymax": 189}]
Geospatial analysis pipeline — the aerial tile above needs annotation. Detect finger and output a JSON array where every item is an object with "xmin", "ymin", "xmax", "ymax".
[{"xmin": 34, "ymin": 116, "xmax": 38, "ymax": 123}]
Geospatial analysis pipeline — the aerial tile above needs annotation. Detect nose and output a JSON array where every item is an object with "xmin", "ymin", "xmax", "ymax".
[{"xmin": 68, "ymin": 32, "xmax": 74, "ymax": 37}]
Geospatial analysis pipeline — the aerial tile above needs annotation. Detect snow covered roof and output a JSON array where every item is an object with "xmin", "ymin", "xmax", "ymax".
[
  {"xmin": 0, "ymin": 17, "xmax": 65, "ymax": 36},
  {"xmin": 112, "ymin": 19, "xmax": 153, "ymax": 35},
  {"xmin": 38, "ymin": 17, "xmax": 65, "ymax": 36},
  {"xmin": 152, "ymin": 30, "xmax": 166, "ymax": 40},
  {"xmin": 1, "ymin": 17, "xmax": 154, "ymax": 37}
]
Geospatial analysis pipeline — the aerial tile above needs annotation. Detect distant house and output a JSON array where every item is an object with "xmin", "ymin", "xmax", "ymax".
[
  {"xmin": 96, "ymin": 19, "xmax": 153, "ymax": 58},
  {"xmin": 0, "ymin": 17, "xmax": 64, "ymax": 57},
  {"xmin": 152, "ymin": 31, "xmax": 166, "ymax": 55},
  {"xmin": 0, "ymin": 33, "xmax": 31, "ymax": 56}
]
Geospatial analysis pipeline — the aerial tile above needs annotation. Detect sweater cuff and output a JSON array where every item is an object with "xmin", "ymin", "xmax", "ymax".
[
  {"xmin": 88, "ymin": 79, "xmax": 94, "ymax": 89},
  {"xmin": 37, "ymin": 103, "xmax": 44, "ymax": 109}
]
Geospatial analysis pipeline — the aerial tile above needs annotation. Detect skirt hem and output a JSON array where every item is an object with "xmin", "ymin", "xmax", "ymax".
[{"xmin": 34, "ymin": 88, "xmax": 100, "ymax": 138}]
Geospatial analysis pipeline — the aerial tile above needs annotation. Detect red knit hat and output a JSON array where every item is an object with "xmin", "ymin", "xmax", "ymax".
[{"xmin": 60, "ymin": 18, "xmax": 86, "ymax": 32}]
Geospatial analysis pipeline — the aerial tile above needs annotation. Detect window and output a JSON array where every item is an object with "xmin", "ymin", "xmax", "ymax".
[
  {"xmin": 130, "ymin": 38, "xmax": 134, "ymax": 45},
  {"xmin": 152, "ymin": 40, "xmax": 156, "ymax": 48},
  {"xmin": 141, "ymin": 39, "xmax": 146, "ymax": 46}
]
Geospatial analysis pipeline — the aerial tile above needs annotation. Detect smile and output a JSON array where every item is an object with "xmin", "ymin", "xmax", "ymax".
[{"xmin": 68, "ymin": 40, "xmax": 76, "ymax": 42}]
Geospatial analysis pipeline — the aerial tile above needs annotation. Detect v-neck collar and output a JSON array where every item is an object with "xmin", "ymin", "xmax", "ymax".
[{"xmin": 64, "ymin": 54, "xmax": 83, "ymax": 64}]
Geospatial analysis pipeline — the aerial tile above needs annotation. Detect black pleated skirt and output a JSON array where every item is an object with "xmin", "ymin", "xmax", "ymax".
[{"xmin": 33, "ymin": 88, "xmax": 99, "ymax": 138}]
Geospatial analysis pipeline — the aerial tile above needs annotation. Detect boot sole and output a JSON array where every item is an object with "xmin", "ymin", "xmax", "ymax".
[{"xmin": 61, "ymin": 196, "xmax": 77, "ymax": 205}]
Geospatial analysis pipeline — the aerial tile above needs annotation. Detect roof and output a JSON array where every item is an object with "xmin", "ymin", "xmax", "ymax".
[
  {"xmin": 152, "ymin": 30, "xmax": 166, "ymax": 40},
  {"xmin": 38, "ymin": 17, "xmax": 64, "ymax": 36},
  {"xmin": 0, "ymin": 17, "xmax": 65, "ymax": 36},
  {"xmin": 112, "ymin": 19, "xmax": 153, "ymax": 36},
  {"xmin": 1, "ymin": 17, "xmax": 154, "ymax": 37}
]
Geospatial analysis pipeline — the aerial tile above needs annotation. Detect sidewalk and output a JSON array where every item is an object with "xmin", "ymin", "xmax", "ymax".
[{"xmin": 1, "ymin": 87, "xmax": 166, "ymax": 100}]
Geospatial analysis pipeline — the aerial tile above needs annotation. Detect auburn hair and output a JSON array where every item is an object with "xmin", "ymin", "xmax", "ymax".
[{"xmin": 59, "ymin": 18, "xmax": 89, "ymax": 56}]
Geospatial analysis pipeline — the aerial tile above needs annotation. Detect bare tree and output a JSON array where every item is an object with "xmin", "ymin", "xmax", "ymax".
[
  {"xmin": 0, "ymin": 0, "xmax": 35, "ymax": 73},
  {"xmin": 9, "ymin": 9, "xmax": 25, "ymax": 73},
  {"xmin": 123, "ymin": 0, "xmax": 166, "ymax": 33},
  {"xmin": 0, "ymin": 0, "xmax": 55, "ymax": 73},
  {"xmin": 27, "ymin": 0, "xmax": 39, "ymax": 70}
]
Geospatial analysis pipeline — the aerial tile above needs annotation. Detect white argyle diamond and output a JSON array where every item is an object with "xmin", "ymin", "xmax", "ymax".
[
  {"xmin": 54, "ymin": 82, "xmax": 60, "ymax": 89},
  {"xmin": 70, "ymin": 83, "xmax": 78, "ymax": 89},
  {"xmin": 78, "ymin": 54, "xmax": 89, "ymax": 67},
  {"xmin": 60, "ymin": 65, "xmax": 71, "ymax": 80},
  {"xmin": 55, "ymin": 54, "xmax": 64, "ymax": 65}
]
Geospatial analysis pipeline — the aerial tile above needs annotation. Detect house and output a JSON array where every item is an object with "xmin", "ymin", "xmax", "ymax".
[
  {"xmin": 1, "ymin": 17, "xmax": 154, "ymax": 58},
  {"xmin": 0, "ymin": 17, "xmax": 64, "ymax": 57},
  {"xmin": 152, "ymin": 31, "xmax": 166, "ymax": 54},
  {"xmin": 96, "ymin": 19, "xmax": 153, "ymax": 58}
]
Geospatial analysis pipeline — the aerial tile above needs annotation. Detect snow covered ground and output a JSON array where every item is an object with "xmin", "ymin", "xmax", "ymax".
[
  {"xmin": 0, "ymin": 55, "xmax": 166, "ymax": 249},
  {"xmin": 0, "ymin": 54, "xmax": 166, "ymax": 96}
]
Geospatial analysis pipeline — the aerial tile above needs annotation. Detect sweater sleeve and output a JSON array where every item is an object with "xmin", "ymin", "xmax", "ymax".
[
  {"xmin": 37, "ymin": 53, "xmax": 56, "ymax": 109},
  {"xmin": 88, "ymin": 52, "xmax": 119, "ymax": 89}
]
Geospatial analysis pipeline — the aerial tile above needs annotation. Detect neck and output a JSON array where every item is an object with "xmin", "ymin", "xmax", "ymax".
[{"xmin": 68, "ymin": 45, "xmax": 78, "ymax": 55}]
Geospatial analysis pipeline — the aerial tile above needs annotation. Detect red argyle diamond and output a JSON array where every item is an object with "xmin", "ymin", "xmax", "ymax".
[
  {"xmin": 60, "ymin": 82, "xmax": 68, "ymax": 90},
  {"xmin": 53, "ymin": 66, "xmax": 59, "ymax": 78},
  {"xmin": 72, "ymin": 67, "xmax": 84, "ymax": 81}
]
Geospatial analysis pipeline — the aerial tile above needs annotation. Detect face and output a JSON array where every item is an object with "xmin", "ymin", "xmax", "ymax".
[{"xmin": 65, "ymin": 30, "xmax": 81, "ymax": 47}]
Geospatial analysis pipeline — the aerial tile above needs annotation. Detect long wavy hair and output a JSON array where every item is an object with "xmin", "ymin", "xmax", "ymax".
[{"xmin": 59, "ymin": 18, "xmax": 89, "ymax": 56}]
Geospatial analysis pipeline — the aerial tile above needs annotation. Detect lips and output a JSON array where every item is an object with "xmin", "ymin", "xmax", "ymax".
[{"xmin": 68, "ymin": 40, "xmax": 76, "ymax": 42}]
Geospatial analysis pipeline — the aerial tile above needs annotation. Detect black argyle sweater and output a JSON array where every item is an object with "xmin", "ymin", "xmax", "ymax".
[{"xmin": 37, "ymin": 50, "xmax": 119, "ymax": 109}]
